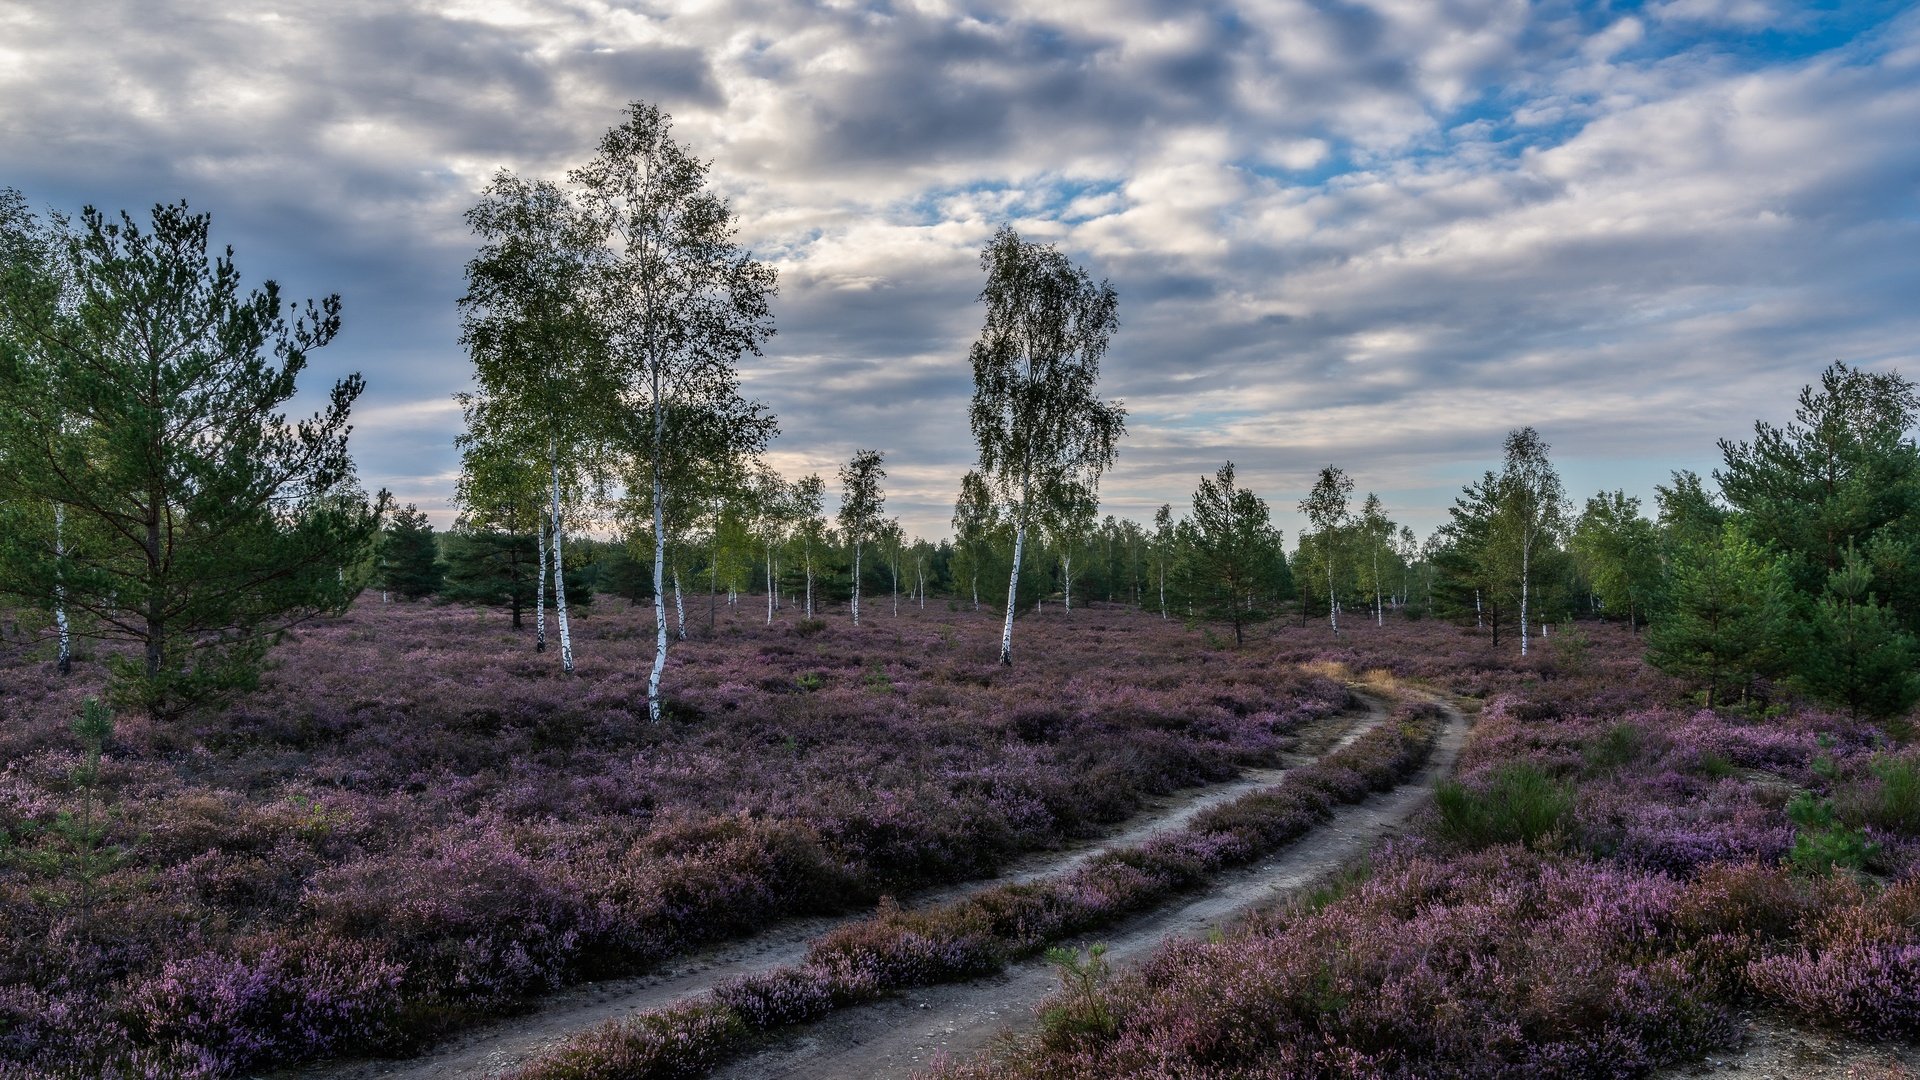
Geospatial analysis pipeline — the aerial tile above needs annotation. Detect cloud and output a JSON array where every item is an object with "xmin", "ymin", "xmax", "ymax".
[{"xmin": 2, "ymin": 0, "xmax": 1915, "ymax": 540}]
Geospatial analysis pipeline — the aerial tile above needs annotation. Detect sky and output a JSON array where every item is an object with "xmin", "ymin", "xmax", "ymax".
[{"xmin": 3, "ymin": 0, "xmax": 1917, "ymax": 542}]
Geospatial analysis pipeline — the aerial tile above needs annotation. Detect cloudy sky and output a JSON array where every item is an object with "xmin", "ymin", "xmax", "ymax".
[{"xmin": 4, "ymin": 0, "xmax": 1916, "ymax": 540}]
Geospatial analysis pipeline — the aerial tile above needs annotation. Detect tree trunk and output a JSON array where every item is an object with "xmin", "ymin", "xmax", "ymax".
[
  {"xmin": 1325, "ymin": 546, "xmax": 1338, "ymax": 637},
  {"xmin": 1519, "ymin": 538, "xmax": 1530, "ymax": 658},
  {"xmin": 1000, "ymin": 520, "xmax": 1026, "ymax": 665},
  {"xmin": 535, "ymin": 513, "xmax": 549, "ymax": 653},
  {"xmin": 1063, "ymin": 553, "xmax": 1072, "ymax": 613},
  {"xmin": 673, "ymin": 567, "xmax": 687, "ymax": 640},
  {"xmin": 1160, "ymin": 565, "xmax": 1167, "ymax": 619},
  {"xmin": 765, "ymin": 544, "xmax": 775, "ymax": 626},
  {"xmin": 851, "ymin": 541, "xmax": 862, "ymax": 625},
  {"xmin": 648, "ymin": 453, "xmax": 668, "ymax": 722},
  {"xmin": 1475, "ymin": 589, "xmax": 1483, "ymax": 630},
  {"xmin": 54, "ymin": 503, "xmax": 70, "ymax": 676},
  {"xmin": 549, "ymin": 437, "xmax": 574, "ymax": 673},
  {"xmin": 804, "ymin": 545, "xmax": 814, "ymax": 618}
]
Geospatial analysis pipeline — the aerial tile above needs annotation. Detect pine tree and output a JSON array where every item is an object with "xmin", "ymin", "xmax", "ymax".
[
  {"xmin": 0, "ymin": 200, "xmax": 380, "ymax": 719},
  {"xmin": 378, "ymin": 504, "xmax": 445, "ymax": 600},
  {"xmin": 1178, "ymin": 462, "xmax": 1278, "ymax": 646},
  {"xmin": 1796, "ymin": 543, "xmax": 1920, "ymax": 720},
  {"xmin": 1647, "ymin": 522, "xmax": 1792, "ymax": 708}
]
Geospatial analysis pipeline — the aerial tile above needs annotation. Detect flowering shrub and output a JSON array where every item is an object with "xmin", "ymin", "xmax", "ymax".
[
  {"xmin": 0, "ymin": 599, "xmax": 1350, "ymax": 1075},
  {"xmin": 504, "ymin": 705, "xmax": 1443, "ymax": 1080}
]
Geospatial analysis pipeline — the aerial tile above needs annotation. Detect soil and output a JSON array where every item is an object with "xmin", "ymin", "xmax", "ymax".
[
  {"xmin": 273, "ymin": 690, "xmax": 1393, "ymax": 1080},
  {"xmin": 708, "ymin": 692, "xmax": 1469, "ymax": 1079},
  {"xmin": 1655, "ymin": 1013, "xmax": 1920, "ymax": 1080}
]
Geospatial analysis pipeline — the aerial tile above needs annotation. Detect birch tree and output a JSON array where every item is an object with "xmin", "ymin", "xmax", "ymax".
[
  {"xmin": 967, "ymin": 226, "xmax": 1125, "ymax": 665},
  {"xmin": 749, "ymin": 466, "xmax": 793, "ymax": 625},
  {"xmin": 1152, "ymin": 504, "xmax": 1173, "ymax": 619},
  {"xmin": 1497, "ymin": 427, "xmax": 1566, "ymax": 657},
  {"xmin": 837, "ymin": 449, "xmax": 885, "ymax": 626},
  {"xmin": 572, "ymin": 101, "xmax": 777, "ymax": 721},
  {"xmin": 1299, "ymin": 466, "xmax": 1353, "ymax": 636},
  {"xmin": 1042, "ymin": 480, "xmax": 1098, "ymax": 614},
  {"xmin": 792, "ymin": 473, "xmax": 826, "ymax": 617},
  {"xmin": 951, "ymin": 470, "xmax": 997, "ymax": 611},
  {"xmin": 1359, "ymin": 492, "xmax": 1391, "ymax": 626},
  {"xmin": 459, "ymin": 172, "xmax": 611, "ymax": 675}
]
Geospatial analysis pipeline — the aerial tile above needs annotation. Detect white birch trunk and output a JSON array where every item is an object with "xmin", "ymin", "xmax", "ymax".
[
  {"xmin": 647, "ymin": 454, "xmax": 668, "ymax": 722},
  {"xmin": 535, "ymin": 515, "xmax": 549, "ymax": 653},
  {"xmin": 549, "ymin": 438, "xmax": 574, "ymax": 673},
  {"xmin": 1159, "ymin": 565, "xmax": 1167, "ymax": 619},
  {"xmin": 1063, "ymin": 553, "xmax": 1072, "ymax": 612},
  {"xmin": 765, "ymin": 545, "xmax": 775, "ymax": 626},
  {"xmin": 804, "ymin": 546, "xmax": 814, "ymax": 618},
  {"xmin": 999, "ymin": 520, "xmax": 1025, "ymax": 665},
  {"xmin": 673, "ymin": 568, "xmax": 687, "ymax": 641},
  {"xmin": 891, "ymin": 559, "xmax": 898, "ymax": 617},
  {"xmin": 851, "ymin": 542, "xmax": 862, "ymax": 625},
  {"xmin": 1475, "ymin": 589, "xmax": 1483, "ymax": 629},
  {"xmin": 1520, "ymin": 539, "xmax": 1530, "ymax": 657},
  {"xmin": 1326, "ymin": 538, "xmax": 1339, "ymax": 636},
  {"xmin": 1373, "ymin": 546, "xmax": 1383, "ymax": 626},
  {"xmin": 54, "ymin": 503, "xmax": 70, "ymax": 676}
]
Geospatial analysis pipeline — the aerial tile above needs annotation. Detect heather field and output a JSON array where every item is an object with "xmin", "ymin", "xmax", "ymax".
[
  {"xmin": 0, "ymin": 598, "xmax": 1355, "ymax": 1077},
  {"xmin": 930, "ymin": 623, "xmax": 1920, "ymax": 1080}
]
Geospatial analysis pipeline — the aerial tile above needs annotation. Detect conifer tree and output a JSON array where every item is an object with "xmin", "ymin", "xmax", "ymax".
[
  {"xmin": 0, "ymin": 200, "xmax": 380, "ymax": 719},
  {"xmin": 1647, "ymin": 522, "xmax": 1791, "ymax": 708},
  {"xmin": 378, "ymin": 504, "xmax": 445, "ymax": 601}
]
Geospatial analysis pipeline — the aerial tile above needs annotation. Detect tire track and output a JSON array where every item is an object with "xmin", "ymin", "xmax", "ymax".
[
  {"xmin": 710, "ymin": 693, "xmax": 1467, "ymax": 1080},
  {"xmin": 276, "ymin": 693, "xmax": 1391, "ymax": 1080}
]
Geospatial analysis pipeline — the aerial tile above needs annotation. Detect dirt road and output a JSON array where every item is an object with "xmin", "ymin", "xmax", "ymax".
[
  {"xmin": 278, "ymin": 694, "xmax": 1391, "ymax": 1080},
  {"xmin": 710, "ymin": 695, "xmax": 1467, "ymax": 1079}
]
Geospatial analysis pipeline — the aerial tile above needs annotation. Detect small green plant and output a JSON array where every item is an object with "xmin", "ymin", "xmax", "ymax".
[
  {"xmin": 795, "ymin": 671, "xmax": 824, "ymax": 693},
  {"xmin": 1583, "ymin": 723, "xmax": 1644, "ymax": 774},
  {"xmin": 862, "ymin": 664, "xmax": 893, "ymax": 694},
  {"xmin": 1811, "ymin": 734, "xmax": 1841, "ymax": 782},
  {"xmin": 1786, "ymin": 792, "xmax": 1876, "ymax": 875},
  {"xmin": 1550, "ymin": 628, "xmax": 1591, "ymax": 674},
  {"xmin": 1038, "ymin": 944, "xmax": 1116, "ymax": 1048},
  {"xmin": 1866, "ymin": 754, "xmax": 1920, "ymax": 833},
  {"xmin": 792, "ymin": 618, "xmax": 827, "ymax": 637},
  {"xmin": 1697, "ymin": 751, "xmax": 1736, "ymax": 779},
  {"xmin": 1434, "ymin": 762, "xmax": 1573, "ymax": 849},
  {"xmin": 12, "ymin": 699, "xmax": 130, "ymax": 921}
]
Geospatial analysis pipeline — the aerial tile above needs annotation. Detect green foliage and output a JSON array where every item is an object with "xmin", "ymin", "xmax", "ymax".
[
  {"xmin": 1646, "ymin": 521, "xmax": 1792, "ymax": 708},
  {"xmin": 1572, "ymin": 489, "xmax": 1659, "ymax": 629},
  {"xmin": 0, "ymin": 199, "xmax": 381, "ymax": 719},
  {"xmin": 1038, "ymin": 944, "xmax": 1116, "ymax": 1049},
  {"xmin": 9, "ymin": 700, "xmax": 131, "ymax": 921},
  {"xmin": 1176, "ymin": 461, "xmax": 1283, "ymax": 646},
  {"xmin": 1583, "ymin": 723, "xmax": 1645, "ymax": 774},
  {"xmin": 1434, "ymin": 763, "xmax": 1573, "ymax": 849},
  {"xmin": 1786, "ymin": 792, "xmax": 1877, "ymax": 876},
  {"xmin": 377, "ymin": 503, "xmax": 445, "ymax": 600},
  {"xmin": 1793, "ymin": 543, "xmax": 1920, "ymax": 719},
  {"xmin": 1717, "ymin": 361, "xmax": 1920, "ymax": 625}
]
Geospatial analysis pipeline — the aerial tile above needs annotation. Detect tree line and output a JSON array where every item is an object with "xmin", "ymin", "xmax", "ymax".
[{"xmin": 2, "ymin": 98, "xmax": 1914, "ymax": 725}]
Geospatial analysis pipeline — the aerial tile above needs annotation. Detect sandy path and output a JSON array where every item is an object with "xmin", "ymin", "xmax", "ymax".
[
  {"xmin": 276, "ymin": 693, "xmax": 1389, "ymax": 1080},
  {"xmin": 711, "ymin": 694, "xmax": 1466, "ymax": 1080}
]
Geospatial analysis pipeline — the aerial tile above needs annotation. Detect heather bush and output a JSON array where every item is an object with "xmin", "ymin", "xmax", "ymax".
[
  {"xmin": 504, "ymin": 701, "xmax": 1444, "ymax": 1080},
  {"xmin": 934, "ymin": 847, "xmax": 1741, "ymax": 1079},
  {"xmin": 1749, "ymin": 877, "xmax": 1920, "ymax": 1035},
  {"xmin": 0, "ymin": 599, "xmax": 1356, "ymax": 1074}
]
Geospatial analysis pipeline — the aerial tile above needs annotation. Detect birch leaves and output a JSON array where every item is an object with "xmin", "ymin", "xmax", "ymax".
[
  {"xmin": 966, "ymin": 226, "xmax": 1126, "ymax": 666},
  {"xmin": 457, "ymin": 102, "xmax": 777, "ymax": 721}
]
